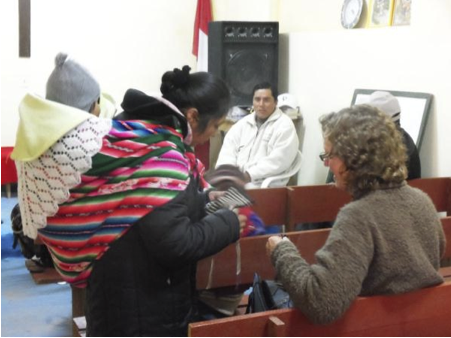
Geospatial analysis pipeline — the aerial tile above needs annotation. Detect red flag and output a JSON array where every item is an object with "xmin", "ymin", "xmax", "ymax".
[
  {"xmin": 193, "ymin": 0, "xmax": 212, "ymax": 169},
  {"xmin": 192, "ymin": 0, "xmax": 212, "ymax": 72}
]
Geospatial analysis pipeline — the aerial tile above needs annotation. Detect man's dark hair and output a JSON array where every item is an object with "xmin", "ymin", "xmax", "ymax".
[{"xmin": 252, "ymin": 82, "xmax": 278, "ymax": 101}]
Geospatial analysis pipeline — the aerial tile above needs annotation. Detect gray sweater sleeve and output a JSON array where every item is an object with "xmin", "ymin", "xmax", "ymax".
[{"xmin": 271, "ymin": 212, "xmax": 374, "ymax": 325}]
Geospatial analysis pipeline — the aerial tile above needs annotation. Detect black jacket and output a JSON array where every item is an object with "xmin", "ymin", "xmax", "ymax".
[
  {"xmin": 85, "ymin": 89, "xmax": 240, "ymax": 336},
  {"xmin": 401, "ymin": 128, "xmax": 421, "ymax": 180}
]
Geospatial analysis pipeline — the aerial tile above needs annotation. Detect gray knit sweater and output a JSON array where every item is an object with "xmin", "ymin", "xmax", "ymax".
[{"xmin": 271, "ymin": 183, "xmax": 445, "ymax": 325}]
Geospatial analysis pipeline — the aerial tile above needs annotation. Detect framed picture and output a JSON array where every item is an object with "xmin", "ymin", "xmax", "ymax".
[
  {"xmin": 367, "ymin": 0, "xmax": 395, "ymax": 28},
  {"xmin": 351, "ymin": 89, "xmax": 433, "ymax": 151},
  {"xmin": 392, "ymin": 0, "xmax": 412, "ymax": 26}
]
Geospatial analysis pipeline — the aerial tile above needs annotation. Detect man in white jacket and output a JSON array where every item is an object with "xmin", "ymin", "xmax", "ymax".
[{"xmin": 216, "ymin": 82, "xmax": 299, "ymax": 188}]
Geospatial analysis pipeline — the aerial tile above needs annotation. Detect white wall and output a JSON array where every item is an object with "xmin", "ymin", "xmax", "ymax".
[
  {"xmin": 279, "ymin": 0, "xmax": 451, "ymax": 184},
  {"xmin": 213, "ymin": 0, "xmax": 278, "ymax": 21},
  {"xmin": 279, "ymin": 0, "xmax": 344, "ymax": 32},
  {"xmin": 1, "ymin": 0, "xmax": 199, "ymax": 146}
]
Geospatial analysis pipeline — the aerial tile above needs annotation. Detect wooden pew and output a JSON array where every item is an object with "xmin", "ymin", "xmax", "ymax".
[
  {"xmin": 247, "ymin": 187, "xmax": 288, "ymax": 226},
  {"xmin": 409, "ymin": 177, "xmax": 451, "ymax": 215},
  {"xmin": 196, "ymin": 229, "xmax": 330, "ymax": 290},
  {"xmin": 197, "ymin": 217, "xmax": 451, "ymax": 290},
  {"xmin": 189, "ymin": 280, "xmax": 451, "ymax": 337},
  {"xmin": 191, "ymin": 177, "xmax": 451, "ymax": 337},
  {"xmin": 285, "ymin": 177, "xmax": 451, "ymax": 232},
  {"xmin": 286, "ymin": 184, "xmax": 350, "ymax": 231}
]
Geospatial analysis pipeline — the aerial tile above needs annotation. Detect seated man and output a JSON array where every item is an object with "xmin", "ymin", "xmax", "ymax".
[
  {"xmin": 366, "ymin": 91, "xmax": 421, "ymax": 180},
  {"xmin": 216, "ymin": 82, "xmax": 299, "ymax": 188}
]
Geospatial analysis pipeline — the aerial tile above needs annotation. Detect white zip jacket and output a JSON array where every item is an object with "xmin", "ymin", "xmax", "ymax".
[{"xmin": 216, "ymin": 108, "xmax": 299, "ymax": 187}]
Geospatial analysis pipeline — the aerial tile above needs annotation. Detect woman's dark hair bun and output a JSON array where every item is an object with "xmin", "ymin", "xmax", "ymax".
[
  {"xmin": 172, "ymin": 65, "xmax": 191, "ymax": 88},
  {"xmin": 161, "ymin": 65, "xmax": 191, "ymax": 95}
]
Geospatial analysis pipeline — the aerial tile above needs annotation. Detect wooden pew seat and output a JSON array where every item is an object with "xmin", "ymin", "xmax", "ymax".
[
  {"xmin": 29, "ymin": 266, "xmax": 63, "ymax": 284},
  {"xmin": 189, "ymin": 280, "xmax": 451, "ymax": 337}
]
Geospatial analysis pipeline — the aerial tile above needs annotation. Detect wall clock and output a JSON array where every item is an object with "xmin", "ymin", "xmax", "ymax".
[{"xmin": 341, "ymin": 0, "xmax": 364, "ymax": 29}]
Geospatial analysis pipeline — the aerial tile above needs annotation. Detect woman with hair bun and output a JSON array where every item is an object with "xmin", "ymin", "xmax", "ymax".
[
  {"xmin": 266, "ymin": 105, "xmax": 445, "ymax": 325},
  {"xmin": 32, "ymin": 65, "xmax": 245, "ymax": 336}
]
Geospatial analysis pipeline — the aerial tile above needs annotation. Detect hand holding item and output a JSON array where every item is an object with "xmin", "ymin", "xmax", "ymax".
[
  {"xmin": 205, "ymin": 187, "xmax": 266, "ymax": 237},
  {"xmin": 235, "ymin": 206, "xmax": 266, "ymax": 237},
  {"xmin": 208, "ymin": 190, "xmax": 226, "ymax": 201},
  {"xmin": 266, "ymin": 235, "xmax": 284, "ymax": 257},
  {"xmin": 233, "ymin": 208, "xmax": 248, "ymax": 234}
]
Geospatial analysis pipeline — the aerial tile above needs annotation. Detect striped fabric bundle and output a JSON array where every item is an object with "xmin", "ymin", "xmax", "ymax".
[
  {"xmin": 205, "ymin": 187, "xmax": 252, "ymax": 214},
  {"xmin": 38, "ymin": 119, "xmax": 206, "ymax": 287},
  {"xmin": 205, "ymin": 187, "xmax": 265, "ymax": 237}
]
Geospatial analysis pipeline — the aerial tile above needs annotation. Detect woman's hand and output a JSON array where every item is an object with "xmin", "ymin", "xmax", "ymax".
[
  {"xmin": 266, "ymin": 236, "xmax": 283, "ymax": 257},
  {"xmin": 232, "ymin": 208, "xmax": 248, "ymax": 234},
  {"xmin": 208, "ymin": 190, "xmax": 226, "ymax": 201}
]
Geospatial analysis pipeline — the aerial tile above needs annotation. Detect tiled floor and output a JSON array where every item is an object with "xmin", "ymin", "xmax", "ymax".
[{"xmin": 1, "ymin": 194, "xmax": 72, "ymax": 337}]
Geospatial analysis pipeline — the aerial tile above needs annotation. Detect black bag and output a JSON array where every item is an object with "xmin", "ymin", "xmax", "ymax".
[
  {"xmin": 10, "ymin": 203, "xmax": 54, "ymax": 267},
  {"xmin": 11, "ymin": 204, "xmax": 35, "ymax": 259},
  {"xmin": 246, "ymin": 273, "xmax": 293, "ymax": 313}
]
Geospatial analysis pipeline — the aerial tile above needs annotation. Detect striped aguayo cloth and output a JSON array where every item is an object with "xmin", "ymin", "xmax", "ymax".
[{"xmin": 38, "ymin": 119, "xmax": 208, "ymax": 287}]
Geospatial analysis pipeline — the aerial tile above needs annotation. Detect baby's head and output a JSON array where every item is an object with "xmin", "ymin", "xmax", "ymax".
[{"xmin": 46, "ymin": 52, "xmax": 100, "ymax": 114}]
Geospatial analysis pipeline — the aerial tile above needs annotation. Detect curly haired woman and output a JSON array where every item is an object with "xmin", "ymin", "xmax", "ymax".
[{"xmin": 266, "ymin": 105, "xmax": 445, "ymax": 325}]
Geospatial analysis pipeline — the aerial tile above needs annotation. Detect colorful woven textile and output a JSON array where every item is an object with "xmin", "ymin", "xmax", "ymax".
[
  {"xmin": 39, "ymin": 119, "xmax": 206, "ymax": 287},
  {"xmin": 16, "ymin": 117, "xmax": 112, "ymax": 239}
]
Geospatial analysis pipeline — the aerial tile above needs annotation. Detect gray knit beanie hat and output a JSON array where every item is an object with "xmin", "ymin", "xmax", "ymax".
[{"xmin": 46, "ymin": 52, "xmax": 100, "ymax": 112}]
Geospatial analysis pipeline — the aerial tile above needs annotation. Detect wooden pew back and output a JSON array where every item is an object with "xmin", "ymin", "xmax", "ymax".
[
  {"xmin": 285, "ymin": 177, "xmax": 451, "ymax": 232},
  {"xmin": 189, "ymin": 280, "xmax": 451, "ymax": 337},
  {"xmin": 196, "ymin": 229, "xmax": 330, "ymax": 290},
  {"xmin": 247, "ymin": 187, "xmax": 288, "ymax": 226},
  {"xmin": 197, "ymin": 217, "xmax": 451, "ymax": 290},
  {"xmin": 409, "ymin": 177, "xmax": 451, "ymax": 215},
  {"xmin": 286, "ymin": 184, "xmax": 351, "ymax": 231}
]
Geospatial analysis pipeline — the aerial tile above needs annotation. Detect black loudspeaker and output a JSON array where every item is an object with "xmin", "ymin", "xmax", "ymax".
[{"xmin": 208, "ymin": 21, "xmax": 279, "ymax": 107}]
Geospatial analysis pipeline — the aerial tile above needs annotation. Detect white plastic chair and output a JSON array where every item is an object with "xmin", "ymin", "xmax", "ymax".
[{"xmin": 261, "ymin": 150, "xmax": 302, "ymax": 188}]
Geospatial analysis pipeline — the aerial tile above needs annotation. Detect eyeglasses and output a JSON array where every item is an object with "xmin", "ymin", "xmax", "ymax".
[{"xmin": 319, "ymin": 152, "xmax": 334, "ymax": 162}]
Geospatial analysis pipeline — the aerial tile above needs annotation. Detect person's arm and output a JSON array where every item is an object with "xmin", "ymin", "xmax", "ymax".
[
  {"xmin": 402, "ymin": 130, "xmax": 421, "ymax": 180},
  {"xmin": 270, "ymin": 209, "xmax": 374, "ymax": 325},
  {"xmin": 136, "ymin": 189, "xmax": 240, "ymax": 269},
  {"xmin": 246, "ymin": 121, "xmax": 299, "ymax": 181},
  {"xmin": 215, "ymin": 123, "xmax": 241, "ymax": 168}
]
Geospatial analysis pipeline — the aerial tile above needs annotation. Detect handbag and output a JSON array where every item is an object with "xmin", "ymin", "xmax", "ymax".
[{"xmin": 246, "ymin": 273, "xmax": 293, "ymax": 313}]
